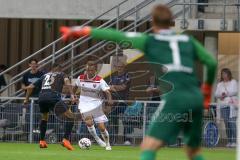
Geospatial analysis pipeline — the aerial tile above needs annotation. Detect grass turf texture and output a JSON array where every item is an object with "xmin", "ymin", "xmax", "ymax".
[{"xmin": 0, "ymin": 143, "xmax": 235, "ymax": 160}]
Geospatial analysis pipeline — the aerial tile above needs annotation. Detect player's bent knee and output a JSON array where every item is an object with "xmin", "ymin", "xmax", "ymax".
[
  {"xmin": 97, "ymin": 123, "xmax": 106, "ymax": 132},
  {"xmin": 85, "ymin": 117, "xmax": 94, "ymax": 127}
]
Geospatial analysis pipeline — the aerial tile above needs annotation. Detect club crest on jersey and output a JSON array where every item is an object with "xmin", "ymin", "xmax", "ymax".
[{"xmin": 93, "ymin": 84, "xmax": 96, "ymax": 88}]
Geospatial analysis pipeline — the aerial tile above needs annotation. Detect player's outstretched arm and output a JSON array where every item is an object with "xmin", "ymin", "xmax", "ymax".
[
  {"xmin": 104, "ymin": 89, "xmax": 113, "ymax": 106},
  {"xmin": 60, "ymin": 26, "xmax": 147, "ymax": 52},
  {"xmin": 24, "ymin": 75, "xmax": 44, "ymax": 104},
  {"xmin": 191, "ymin": 37, "xmax": 217, "ymax": 109},
  {"xmin": 24, "ymin": 84, "xmax": 35, "ymax": 104},
  {"xmin": 191, "ymin": 37, "xmax": 217, "ymax": 85},
  {"xmin": 64, "ymin": 77, "xmax": 76, "ymax": 102}
]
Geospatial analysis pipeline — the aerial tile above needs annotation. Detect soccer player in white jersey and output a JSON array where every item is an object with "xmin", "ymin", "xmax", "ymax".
[{"xmin": 74, "ymin": 61, "xmax": 113, "ymax": 150}]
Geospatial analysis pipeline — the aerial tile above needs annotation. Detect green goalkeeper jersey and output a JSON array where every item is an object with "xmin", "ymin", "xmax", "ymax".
[
  {"xmin": 90, "ymin": 28, "xmax": 217, "ymax": 89},
  {"xmin": 89, "ymin": 28, "xmax": 217, "ymax": 146}
]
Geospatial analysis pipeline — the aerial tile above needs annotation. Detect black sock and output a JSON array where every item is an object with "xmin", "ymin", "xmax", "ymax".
[
  {"xmin": 40, "ymin": 120, "xmax": 47, "ymax": 140},
  {"xmin": 64, "ymin": 121, "xmax": 74, "ymax": 140}
]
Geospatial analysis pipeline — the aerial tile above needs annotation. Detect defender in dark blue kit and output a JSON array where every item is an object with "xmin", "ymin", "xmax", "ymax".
[{"xmin": 24, "ymin": 63, "xmax": 76, "ymax": 150}]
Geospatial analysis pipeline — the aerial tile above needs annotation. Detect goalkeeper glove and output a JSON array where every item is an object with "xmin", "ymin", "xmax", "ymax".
[
  {"xmin": 201, "ymin": 83, "xmax": 212, "ymax": 109},
  {"xmin": 60, "ymin": 26, "xmax": 91, "ymax": 41}
]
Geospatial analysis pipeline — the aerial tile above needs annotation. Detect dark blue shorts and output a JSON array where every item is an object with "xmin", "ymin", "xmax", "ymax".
[{"xmin": 38, "ymin": 91, "xmax": 67, "ymax": 114}]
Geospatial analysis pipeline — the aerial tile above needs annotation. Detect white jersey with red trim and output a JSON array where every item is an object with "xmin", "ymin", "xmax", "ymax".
[{"xmin": 75, "ymin": 74, "xmax": 110, "ymax": 113}]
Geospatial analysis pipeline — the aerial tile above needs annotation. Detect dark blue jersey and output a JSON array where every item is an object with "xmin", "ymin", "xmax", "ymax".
[
  {"xmin": 34, "ymin": 72, "xmax": 67, "ymax": 94},
  {"xmin": 22, "ymin": 71, "xmax": 44, "ymax": 97},
  {"xmin": 109, "ymin": 72, "xmax": 130, "ymax": 100}
]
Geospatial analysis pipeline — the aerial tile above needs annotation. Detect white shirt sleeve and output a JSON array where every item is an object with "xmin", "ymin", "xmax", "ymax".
[
  {"xmin": 100, "ymin": 79, "xmax": 110, "ymax": 91},
  {"xmin": 226, "ymin": 79, "xmax": 238, "ymax": 97},
  {"xmin": 75, "ymin": 77, "xmax": 81, "ymax": 87}
]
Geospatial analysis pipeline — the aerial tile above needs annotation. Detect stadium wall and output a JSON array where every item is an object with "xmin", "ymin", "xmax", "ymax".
[
  {"xmin": 0, "ymin": 19, "xmax": 150, "ymax": 73},
  {"xmin": 0, "ymin": 0, "xmax": 171, "ymax": 19}
]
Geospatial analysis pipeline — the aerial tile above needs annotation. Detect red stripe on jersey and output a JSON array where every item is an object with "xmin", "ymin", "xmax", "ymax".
[
  {"xmin": 79, "ymin": 74, "xmax": 87, "ymax": 80},
  {"xmin": 80, "ymin": 80, "xmax": 100, "ymax": 83},
  {"xmin": 79, "ymin": 74, "xmax": 102, "ymax": 83},
  {"xmin": 93, "ymin": 75, "xmax": 102, "ymax": 81}
]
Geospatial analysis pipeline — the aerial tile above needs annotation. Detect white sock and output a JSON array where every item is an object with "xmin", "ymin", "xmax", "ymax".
[
  {"xmin": 87, "ymin": 125, "xmax": 101, "ymax": 141},
  {"xmin": 101, "ymin": 129, "xmax": 110, "ymax": 146}
]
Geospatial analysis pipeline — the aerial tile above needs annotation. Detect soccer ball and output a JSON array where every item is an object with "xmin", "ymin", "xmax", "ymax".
[{"xmin": 78, "ymin": 138, "xmax": 91, "ymax": 149}]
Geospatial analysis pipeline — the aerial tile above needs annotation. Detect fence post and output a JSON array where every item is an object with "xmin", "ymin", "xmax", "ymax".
[
  {"xmin": 142, "ymin": 102, "xmax": 147, "ymax": 138},
  {"xmin": 29, "ymin": 99, "xmax": 34, "ymax": 143},
  {"xmin": 71, "ymin": 44, "xmax": 74, "ymax": 79},
  {"xmin": 52, "ymin": 43, "xmax": 56, "ymax": 64}
]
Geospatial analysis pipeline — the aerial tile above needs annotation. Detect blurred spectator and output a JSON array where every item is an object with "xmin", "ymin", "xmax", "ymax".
[
  {"xmin": 0, "ymin": 64, "xmax": 15, "ymax": 99},
  {"xmin": 215, "ymin": 68, "xmax": 238, "ymax": 148},
  {"xmin": 108, "ymin": 61, "xmax": 131, "ymax": 145},
  {"xmin": 22, "ymin": 59, "xmax": 44, "ymax": 97},
  {"xmin": 21, "ymin": 59, "xmax": 44, "ymax": 133}
]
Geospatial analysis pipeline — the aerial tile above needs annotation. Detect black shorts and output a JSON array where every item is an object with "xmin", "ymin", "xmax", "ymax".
[{"xmin": 38, "ymin": 91, "xmax": 67, "ymax": 114}]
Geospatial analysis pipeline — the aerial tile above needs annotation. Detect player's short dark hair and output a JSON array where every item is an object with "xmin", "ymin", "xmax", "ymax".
[
  {"xmin": 29, "ymin": 58, "xmax": 38, "ymax": 64},
  {"xmin": 151, "ymin": 4, "xmax": 174, "ymax": 28}
]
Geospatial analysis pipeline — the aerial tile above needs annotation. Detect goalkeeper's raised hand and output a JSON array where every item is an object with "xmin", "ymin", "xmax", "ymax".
[
  {"xmin": 60, "ymin": 26, "xmax": 91, "ymax": 41},
  {"xmin": 201, "ymin": 83, "xmax": 212, "ymax": 109}
]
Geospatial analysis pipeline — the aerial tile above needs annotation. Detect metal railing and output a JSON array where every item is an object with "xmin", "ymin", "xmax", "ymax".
[
  {"xmin": 0, "ymin": 96, "xmax": 236, "ymax": 148},
  {"xmin": 0, "ymin": 0, "xmax": 175, "ymax": 97},
  {"xmin": 0, "ymin": 0, "xmax": 158, "ymax": 96},
  {"xmin": 1, "ymin": 0, "xmax": 240, "ymax": 98}
]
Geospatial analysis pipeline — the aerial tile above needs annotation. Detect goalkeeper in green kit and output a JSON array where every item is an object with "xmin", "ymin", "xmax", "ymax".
[{"xmin": 60, "ymin": 4, "xmax": 217, "ymax": 160}]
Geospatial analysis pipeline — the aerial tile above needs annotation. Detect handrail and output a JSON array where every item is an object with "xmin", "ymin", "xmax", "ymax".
[
  {"xmin": 0, "ymin": 0, "xmax": 157, "ymax": 94},
  {"xmin": 71, "ymin": 5, "xmax": 186, "ymax": 77},
  {"xmin": 0, "ymin": 1, "xmax": 189, "ymax": 107},
  {"xmin": 0, "ymin": 0, "xmax": 181, "ymax": 95},
  {"xmin": 40, "ymin": 0, "xmax": 240, "ymax": 76},
  {"xmin": 3, "ymin": 0, "xmax": 238, "ymax": 97},
  {"xmin": 0, "ymin": 0, "xmax": 158, "ymax": 96},
  {"xmin": 2, "ymin": 0, "xmax": 151, "ymax": 81},
  {"xmin": 174, "ymin": 2, "xmax": 240, "ymax": 6},
  {"xmin": 52, "ymin": 1, "xmax": 186, "ymax": 78},
  {"xmin": 61, "ymin": 0, "xmax": 184, "ymax": 73},
  {"xmin": 0, "ymin": 0, "xmax": 132, "ymax": 77},
  {"xmin": 2, "ymin": 0, "xmax": 239, "ymax": 78},
  {"xmin": 0, "ymin": 0, "xmax": 151, "ymax": 95},
  {"xmin": 0, "ymin": 96, "xmax": 230, "ymax": 106},
  {"xmin": 69, "ymin": 15, "xmax": 153, "ymax": 76}
]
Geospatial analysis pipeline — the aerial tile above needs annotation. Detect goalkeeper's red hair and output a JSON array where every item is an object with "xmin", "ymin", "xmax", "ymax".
[{"xmin": 151, "ymin": 4, "xmax": 174, "ymax": 31}]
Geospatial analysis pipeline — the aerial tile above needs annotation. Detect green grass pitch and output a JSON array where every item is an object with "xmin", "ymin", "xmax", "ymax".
[{"xmin": 0, "ymin": 143, "xmax": 235, "ymax": 160}]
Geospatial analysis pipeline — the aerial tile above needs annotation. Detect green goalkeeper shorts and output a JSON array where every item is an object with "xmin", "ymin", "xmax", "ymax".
[{"xmin": 147, "ymin": 90, "xmax": 203, "ymax": 148}]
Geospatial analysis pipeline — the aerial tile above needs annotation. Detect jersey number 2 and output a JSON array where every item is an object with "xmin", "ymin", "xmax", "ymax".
[{"xmin": 44, "ymin": 75, "xmax": 54, "ymax": 86}]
